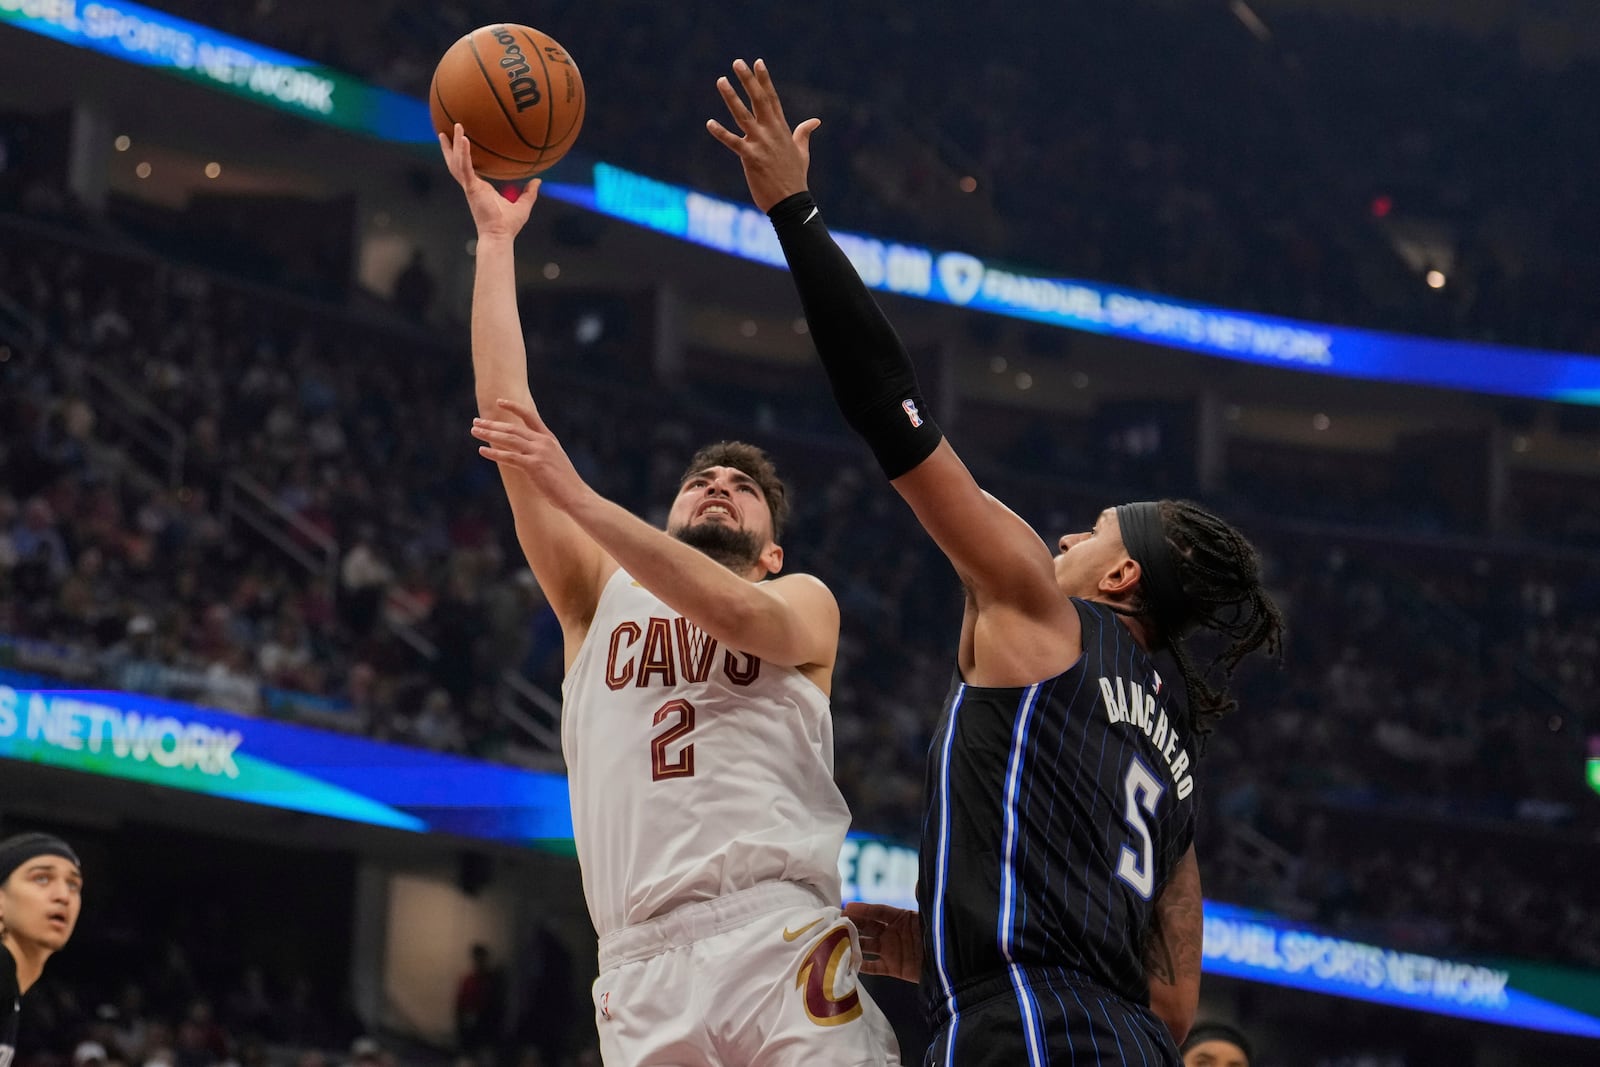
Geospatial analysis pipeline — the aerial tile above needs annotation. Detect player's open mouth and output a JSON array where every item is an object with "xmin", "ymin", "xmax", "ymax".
[{"xmin": 696, "ymin": 503, "xmax": 737, "ymax": 522}]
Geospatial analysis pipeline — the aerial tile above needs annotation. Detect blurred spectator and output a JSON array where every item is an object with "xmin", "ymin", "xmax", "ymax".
[
  {"xmin": 452, "ymin": 946, "xmax": 504, "ymax": 1059},
  {"xmin": 393, "ymin": 252, "xmax": 436, "ymax": 324}
]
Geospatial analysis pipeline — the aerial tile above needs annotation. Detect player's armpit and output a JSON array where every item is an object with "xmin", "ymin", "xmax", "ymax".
[
  {"xmin": 1145, "ymin": 843, "xmax": 1202, "ymax": 1046},
  {"xmin": 888, "ymin": 441, "xmax": 1059, "ymax": 611}
]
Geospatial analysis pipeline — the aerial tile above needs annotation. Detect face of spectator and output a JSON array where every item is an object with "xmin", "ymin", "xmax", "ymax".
[
  {"xmin": 0, "ymin": 856, "xmax": 83, "ymax": 953},
  {"xmin": 1184, "ymin": 1039, "xmax": 1249, "ymax": 1067},
  {"xmin": 22, "ymin": 499, "xmax": 53, "ymax": 531}
]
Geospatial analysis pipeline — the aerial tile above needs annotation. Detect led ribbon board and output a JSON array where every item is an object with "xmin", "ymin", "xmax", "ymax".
[
  {"xmin": 0, "ymin": 0, "xmax": 432, "ymax": 142},
  {"xmin": 0, "ymin": 671, "xmax": 573, "ymax": 845},
  {"xmin": 10, "ymin": 4, "xmax": 1600, "ymax": 400},
  {"xmin": 1203, "ymin": 902, "xmax": 1600, "ymax": 1039},
  {"xmin": 564, "ymin": 164, "xmax": 1600, "ymax": 406},
  {"xmin": 3, "ymin": 671, "xmax": 1594, "ymax": 1039},
  {"xmin": 843, "ymin": 840, "xmax": 1600, "ymax": 1039}
]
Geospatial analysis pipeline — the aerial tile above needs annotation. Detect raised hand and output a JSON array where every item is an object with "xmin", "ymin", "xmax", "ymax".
[
  {"xmin": 706, "ymin": 58, "xmax": 821, "ymax": 213},
  {"xmin": 471, "ymin": 398, "xmax": 590, "ymax": 511},
  {"xmin": 844, "ymin": 901, "xmax": 923, "ymax": 983},
  {"xmin": 439, "ymin": 123, "xmax": 541, "ymax": 240}
]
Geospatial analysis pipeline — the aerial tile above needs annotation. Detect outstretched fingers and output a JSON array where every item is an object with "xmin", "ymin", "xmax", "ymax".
[
  {"xmin": 706, "ymin": 117, "xmax": 743, "ymax": 151},
  {"xmin": 731, "ymin": 59, "xmax": 770, "ymax": 124},
  {"xmin": 746, "ymin": 58, "xmax": 786, "ymax": 125},
  {"xmin": 494, "ymin": 396, "xmax": 549, "ymax": 433},
  {"xmin": 715, "ymin": 73, "xmax": 755, "ymax": 134},
  {"xmin": 470, "ymin": 420, "xmax": 527, "ymax": 443},
  {"xmin": 454, "ymin": 125, "xmax": 471, "ymax": 173},
  {"xmin": 793, "ymin": 116, "xmax": 821, "ymax": 152}
]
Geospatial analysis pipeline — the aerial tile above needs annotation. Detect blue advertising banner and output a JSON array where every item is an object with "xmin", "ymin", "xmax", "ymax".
[
  {"xmin": 10, "ymin": 2, "xmax": 1600, "ymax": 403},
  {"xmin": 2, "ymin": 668, "xmax": 1595, "ymax": 1040},
  {"xmin": 0, "ymin": 0, "xmax": 433, "ymax": 142},
  {"xmin": 0, "ymin": 670, "xmax": 573, "ymax": 844},
  {"xmin": 838, "ymin": 839, "xmax": 1600, "ymax": 1039},
  {"xmin": 567, "ymin": 164, "xmax": 1600, "ymax": 406},
  {"xmin": 1202, "ymin": 902, "xmax": 1600, "ymax": 1039}
]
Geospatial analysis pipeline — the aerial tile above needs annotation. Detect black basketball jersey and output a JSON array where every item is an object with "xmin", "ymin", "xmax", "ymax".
[
  {"xmin": 2, "ymin": 945, "xmax": 19, "ymax": 1067},
  {"xmin": 918, "ymin": 598, "xmax": 1198, "ymax": 1019}
]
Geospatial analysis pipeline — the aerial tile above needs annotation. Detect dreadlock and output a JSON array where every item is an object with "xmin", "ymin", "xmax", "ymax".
[{"xmin": 1142, "ymin": 500, "xmax": 1285, "ymax": 744}]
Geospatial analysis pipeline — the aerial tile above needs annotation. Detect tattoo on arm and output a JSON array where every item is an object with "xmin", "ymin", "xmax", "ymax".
[
  {"xmin": 1143, "ymin": 909, "xmax": 1177, "ymax": 984},
  {"xmin": 1146, "ymin": 846, "xmax": 1203, "ymax": 988}
]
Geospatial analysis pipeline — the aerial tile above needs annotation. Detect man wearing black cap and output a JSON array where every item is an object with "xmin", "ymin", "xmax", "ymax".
[
  {"xmin": 1182, "ymin": 1021, "xmax": 1253, "ymax": 1067},
  {"xmin": 712, "ymin": 61, "xmax": 1288, "ymax": 1066},
  {"xmin": 1, "ymin": 833, "xmax": 84, "ymax": 1067}
]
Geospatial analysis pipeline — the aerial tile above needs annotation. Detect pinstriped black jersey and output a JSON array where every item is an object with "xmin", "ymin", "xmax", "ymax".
[
  {"xmin": 918, "ymin": 598, "xmax": 1198, "ymax": 1016},
  {"xmin": 2, "ymin": 945, "xmax": 19, "ymax": 1067}
]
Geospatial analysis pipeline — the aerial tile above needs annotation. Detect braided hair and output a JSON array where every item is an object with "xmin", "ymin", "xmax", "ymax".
[{"xmin": 1137, "ymin": 500, "xmax": 1284, "ymax": 743}]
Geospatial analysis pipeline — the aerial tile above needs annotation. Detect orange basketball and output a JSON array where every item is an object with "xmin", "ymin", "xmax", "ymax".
[{"xmin": 429, "ymin": 24, "xmax": 586, "ymax": 181}]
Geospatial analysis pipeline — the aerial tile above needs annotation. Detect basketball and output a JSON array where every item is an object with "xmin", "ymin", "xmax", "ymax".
[{"xmin": 429, "ymin": 24, "xmax": 586, "ymax": 181}]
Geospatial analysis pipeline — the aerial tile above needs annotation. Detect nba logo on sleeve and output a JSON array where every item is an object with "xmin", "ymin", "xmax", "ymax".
[{"xmin": 901, "ymin": 399, "xmax": 924, "ymax": 428}]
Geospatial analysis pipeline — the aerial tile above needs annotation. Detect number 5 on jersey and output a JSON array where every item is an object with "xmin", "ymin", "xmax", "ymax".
[
  {"xmin": 1115, "ymin": 758, "xmax": 1164, "ymax": 899},
  {"xmin": 651, "ymin": 699, "xmax": 696, "ymax": 780}
]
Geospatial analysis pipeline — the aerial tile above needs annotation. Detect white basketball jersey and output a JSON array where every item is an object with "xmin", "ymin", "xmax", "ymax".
[{"xmin": 562, "ymin": 568, "xmax": 851, "ymax": 939}]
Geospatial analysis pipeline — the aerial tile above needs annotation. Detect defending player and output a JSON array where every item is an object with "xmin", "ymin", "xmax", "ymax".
[
  {"xmin": 710, "ymin": 61, "xmax": 1283, "ymax": 1065},
  {"xmin": 2, "ymin": 833, "xmax": 84, "ymax": 1067},
  {"xmin": 440, "ymin": 126, "xmax": 898, "ymax": 1066}
]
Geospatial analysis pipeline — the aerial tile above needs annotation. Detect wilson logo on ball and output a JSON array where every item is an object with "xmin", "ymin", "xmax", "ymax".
[
  {"xmin": 429, "ymin": 23, "xmax": 586, "ymax": 181},
  {"xmin": 490, "ymin": 26, "xmax": 542, "ymax": 112}
]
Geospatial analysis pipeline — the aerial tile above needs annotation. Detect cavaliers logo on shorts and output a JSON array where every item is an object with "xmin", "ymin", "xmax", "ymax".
[{"xmin": 793, "ymin": 925, "xmax": 864, "ymax": 1027}]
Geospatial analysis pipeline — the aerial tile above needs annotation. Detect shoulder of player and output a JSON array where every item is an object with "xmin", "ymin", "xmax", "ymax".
[
  {"xmin": 761, "ymin": 572, "xmax": 837, "ymax": 607},
  {"xmin": 759, "ymin": 573, "xmax": 840, "ymax": 631}
]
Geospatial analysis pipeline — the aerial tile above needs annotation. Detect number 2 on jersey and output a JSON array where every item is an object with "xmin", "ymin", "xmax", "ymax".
[
  {"xmin": 1115, "ymin": 758, "xmax": 1164, "ymax": 899},
  {"xmin": 651, "ymin": 698, "xmax": 696, "ymax": 780}
]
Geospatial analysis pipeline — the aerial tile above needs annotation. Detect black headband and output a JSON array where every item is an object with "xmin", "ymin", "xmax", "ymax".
[
  {"xmin": 0, "ymin": 833, "xmax": 81, "ymax": 885},
  {"xmin": 1181, "ymin": 1021, "xmax": 1253, "ymax": 1061},
  {"xmin": 1114, "ymin": 501, "xmax": 1187, "ymax": 636}
]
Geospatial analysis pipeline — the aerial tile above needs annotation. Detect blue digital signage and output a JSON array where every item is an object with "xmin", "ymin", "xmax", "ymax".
[
  {"xmin": 9, "ymin": 2, "xmax": 1599, "ymax": 403},
  {"xmin": 1202, "ymin": 902, "xmax": 1600, "ymax": 1039},
  {"xmin": 3, "ymin": 667, "xmax": 1596, "ymax": 1041},
  {"xmin": 0, "ymin": 0, "xmax": 432, "ymax": 142},
  {"xmin": 0, "ymin": 670, "xmax": 573, "ymax": 844},
  {"xmin": 569, "ymin": 164, "xmax": 1600, "ymax": 407}
]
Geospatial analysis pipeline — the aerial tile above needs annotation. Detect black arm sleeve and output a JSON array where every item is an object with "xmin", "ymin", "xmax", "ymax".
[{"xmin": 768, "ymin": 191, "xmax": 943, "ymax": 479}]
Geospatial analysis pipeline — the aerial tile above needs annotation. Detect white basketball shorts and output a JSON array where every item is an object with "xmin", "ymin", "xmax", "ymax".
[{"xmin": 591, "ymin": 881, "xmax": 901, "ymax": 1066}]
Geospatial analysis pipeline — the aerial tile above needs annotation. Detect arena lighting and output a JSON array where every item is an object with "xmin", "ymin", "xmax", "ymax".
[{"xmin": 9, "ymin": 0, "xmax": 1600, "ymax": 405}]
